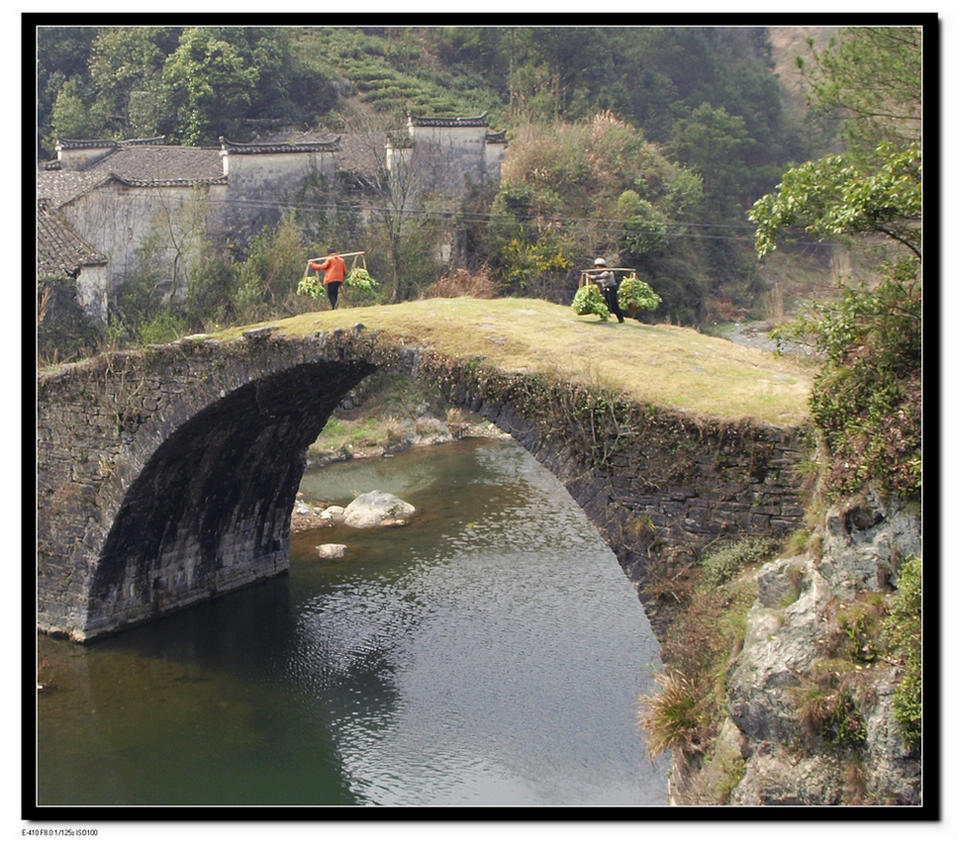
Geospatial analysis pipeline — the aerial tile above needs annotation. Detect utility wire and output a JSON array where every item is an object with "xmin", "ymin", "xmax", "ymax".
[{"xmin": 120, "ymin": 190, "xmax": 841, "ymax": 247}]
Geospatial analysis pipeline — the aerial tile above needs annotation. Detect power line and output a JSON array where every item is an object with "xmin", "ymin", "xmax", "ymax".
[{"xmin": 120, "ymin": 189, "xmax": 841, "ymax": 248}]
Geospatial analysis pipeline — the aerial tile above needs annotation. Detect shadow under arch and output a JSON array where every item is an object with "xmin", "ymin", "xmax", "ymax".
[{"xmin": 86, "ymin": 359, "xmax": 375, "ymax": 638}]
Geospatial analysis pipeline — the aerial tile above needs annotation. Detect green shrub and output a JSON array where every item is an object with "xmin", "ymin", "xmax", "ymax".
[
  {"xmin": 797, "ymin": 687, "xmax": 867, "ymax": 748},
  {"xmin": 700, "ymin": 536, "xmax": 779, "ymax": 586},
  {"xmin": 138, "ymin": 310, "xmax": 189, "ymax": 345},
  {"xmin": 775, "ymin": 259, "xmax": 921, "ymax": 499},
  {"xmin": 837, "ymin": 593, "xmax": 885, "ymax": 663},
  {"xmin": 883, "ymin": 555, "xmax": 922, "ymax": 750}
]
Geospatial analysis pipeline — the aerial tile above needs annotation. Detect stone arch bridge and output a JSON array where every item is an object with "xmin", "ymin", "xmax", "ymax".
[{"xmin": 37, "ymin": 325, "xmax": 807, "ymax": 641}]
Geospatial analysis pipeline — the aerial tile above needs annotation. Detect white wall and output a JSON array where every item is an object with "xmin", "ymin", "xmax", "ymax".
[
  {"xmin": 75, "ymin": 264, "xmax": 109, "ymax": 326},
  {"xmin": 62, "ymin": 181, "xmax": 228, "ymax": 299}
]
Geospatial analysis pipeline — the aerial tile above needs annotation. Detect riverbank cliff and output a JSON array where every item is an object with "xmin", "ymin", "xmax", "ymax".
[{"xmin": 662, "ymin": 485, "xmax": 922, "ymax": 805}]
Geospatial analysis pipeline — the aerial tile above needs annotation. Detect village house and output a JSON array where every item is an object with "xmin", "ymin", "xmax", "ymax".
[
  {"xmin": 37, "ymin": 200, "xmax": 108, "ymax": 324},
  {"xmin": 36, "ymin": 114, "xmax": 507, "ymax": 333}
]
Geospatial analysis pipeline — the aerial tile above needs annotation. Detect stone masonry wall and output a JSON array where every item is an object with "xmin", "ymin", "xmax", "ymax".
[
  {"xmin": 412, "ymin": 350, "xmax": 808, "ymax": 633},
  {"xmin": 37, "ymin": 327, "xmax": 807, "ymax": 640}
]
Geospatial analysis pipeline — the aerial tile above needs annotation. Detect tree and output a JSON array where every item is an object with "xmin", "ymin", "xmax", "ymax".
[
  {"xmin": 615, "ymin": 191, "xmax": 669, "ymax": 256},
  {"xmin": 335, "ymin": 110, "xmax": 443, "ymax": 303},
  {"xmin": 88, "ymin": 27, "xmax": 171, "ymax": 137},
  {"xmin": 799, "ymin": 26, "xmax": 922, "ymax": 156},
  {"xmin": 162, "ymin": 28, "xmax": 260, "ymax": 144},
  {"xmin": 669, "ymin": 103, "xmax": 755, "ymax": 211},
  {"xmin": 749, "ymin": 26, "xmax": 923, "ymax": 499},
  {"xmin": 749, "ymin": 142, "xmax": 921, "ymax": 260},
  {"xmin": 37, "ymin": 26, "xmax": 99, "ymax": 155},
  {"xmin": 233, "ymin": 213, "xmax": 309, "ymax": 322},
  {"xmin": 50, "ymin": 77, "xmax": 105, "ymax": 141},
  {"xmin": 485, "ymin": 112, "xmax": 710, "ymax": 315}
]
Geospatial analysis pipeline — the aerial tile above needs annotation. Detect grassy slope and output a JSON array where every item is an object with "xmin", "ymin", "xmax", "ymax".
[{"xmin": 216, "ymin": 297, "xmax": 812, "ymax": 428}]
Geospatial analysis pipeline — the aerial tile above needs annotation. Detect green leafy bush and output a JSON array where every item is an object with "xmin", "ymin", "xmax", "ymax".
[
  {"xmin": 777, "ymin": 259, "xmax": 921, "ymax": 499},
  {"xmin": 618, "ymin": 274, "xmax": 662, "ymax": 314},
  {"xmin": 571, "ymin": 284, "xmax": 610, "ymax": 320},
  {"xmin": 700, "ymin": 536, "xmax": 779, "ymax": 586},
  {"xmin": 138, "ymin": 310, "xmax": 189, "ymax": 345},
  {"xmin": 883, "ymin": 555, "xmax": 922, "ymax": 751}
]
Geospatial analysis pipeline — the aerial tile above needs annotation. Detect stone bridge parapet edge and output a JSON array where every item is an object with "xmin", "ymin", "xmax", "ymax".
[{"xmin": 37, "ymin": 326, "xmax": 809, "ymax": 640}]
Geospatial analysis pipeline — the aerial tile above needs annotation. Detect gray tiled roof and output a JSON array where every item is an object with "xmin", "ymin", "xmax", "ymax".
[
  {"xmin": 410, "ymin": 113, "xmax": 489, "ymax": 127},
  {"xmin": 93, "ymin": 144, "xmax": 225, "ymax": 183},
  {"xmin": 38, "ymin": 142, "xmax": 226, "ymax": 207},
  {"xmin": 220, "ymin": 135, "xmax": 340, "ymax": 154},
  {"xmin": 37, "ymin": 170, "xmax": 114, "ymax": 208},
  {"xmin": 36, "ymin": 201, "xmax": 107, "ymax": 280}
]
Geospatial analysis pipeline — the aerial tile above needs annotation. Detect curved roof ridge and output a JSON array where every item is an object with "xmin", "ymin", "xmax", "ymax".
[
  {"xmin": 409, "ymin": 112, "xmax": 489, "ymax": 128},
  {"xmin": 219, "ymin": 135, "xmax": 341, "ymax": 154},
  {"xmin": 113, "ymin": 174, "xmax": 228, "ymax": 187},
  {"xmin": 56, "ymin": 138, "xmax": 121, "ymax": 150}
]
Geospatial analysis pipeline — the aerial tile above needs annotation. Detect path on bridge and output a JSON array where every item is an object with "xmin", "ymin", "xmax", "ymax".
[{"xmin": 217, "ymin": 297, "xmax": 812, "ymax": 428}]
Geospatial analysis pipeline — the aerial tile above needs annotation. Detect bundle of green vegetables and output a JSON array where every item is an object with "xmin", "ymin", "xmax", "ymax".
[
  {"xmin": 297, "ymin": 276, "xmax": 324, "ymax": 300},
  {"xmin": 617, "ymin": 275, "xmax": 661, "ymax": 314},
  {"xmin": 345, "ymin": 267, "xmax": 378, "ymax": 292},
  {"xmin": 571, "ymin": 284, "xmax": 610, "ymax": 320}
]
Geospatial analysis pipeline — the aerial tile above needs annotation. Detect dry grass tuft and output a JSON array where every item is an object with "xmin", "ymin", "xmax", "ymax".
[{"xmin": 638, "ymin": 671, "xmax": 707, "ymax": 760}]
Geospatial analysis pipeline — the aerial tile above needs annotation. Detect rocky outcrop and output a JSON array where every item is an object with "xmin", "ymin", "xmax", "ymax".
[{"xmin": 670, "ymin": 487, "xmax": 922, "ymax": 806}]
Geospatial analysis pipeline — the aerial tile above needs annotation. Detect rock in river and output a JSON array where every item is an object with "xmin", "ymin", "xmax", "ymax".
[
  {"xmin": 316, "ymin": 543, "xmax": 348, "ymax": 559},
  {"xmin": 343, "ymin": 490, "xmax": 417, "ymax": 528}
]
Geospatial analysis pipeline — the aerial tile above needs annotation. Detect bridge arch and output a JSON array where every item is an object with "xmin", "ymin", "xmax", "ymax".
[
  {"xmin": 88, "ymin": 359, "xmax": 374, "ymax": 637},
  {"xmin": 37, "ymin": 325, "xmax": 807, "ymax": 641}
]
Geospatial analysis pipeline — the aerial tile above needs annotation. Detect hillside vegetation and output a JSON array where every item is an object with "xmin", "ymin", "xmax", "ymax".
[{"xmin": 38, "ymin": 23, "xmax": 845, "ymax": 353}]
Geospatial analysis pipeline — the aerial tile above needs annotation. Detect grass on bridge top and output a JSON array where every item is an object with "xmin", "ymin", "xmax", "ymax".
[{"xmin": 217, "ymin": 297, "xmax": 813, "ymax": 428}]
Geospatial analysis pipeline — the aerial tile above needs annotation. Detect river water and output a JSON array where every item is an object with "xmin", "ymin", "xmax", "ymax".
[{"xmin": 36, "ymin": 437, "xmax": 668, "ymax": 807}]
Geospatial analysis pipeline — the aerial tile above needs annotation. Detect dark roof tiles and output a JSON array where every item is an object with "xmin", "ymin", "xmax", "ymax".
[
  {"xmin": 36, "ymin": 201, "xmax": 107, "ymax": 279},
  {"xmin": 38, "ymin": 144, "xmax": 226, "ymax": 206},
  {"xmin": 37, "ymin": 171, "xmax": 114, "ymax": 208},
  {"xmin": 410, "ymin": 113, "xmax": 489, "ymax": 128},
  {"xmin": 97, "ymin": 145, "xmax": 224, "ymax": 183},
  {"xmin": 219, "ymin": 136, "xmax": 340, "ymax": 154}
]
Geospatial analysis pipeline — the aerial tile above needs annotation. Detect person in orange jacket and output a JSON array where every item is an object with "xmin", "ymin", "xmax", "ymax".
[{"xmin": 310, "ymin": 249, "xmax": 347, "ymax": 309}]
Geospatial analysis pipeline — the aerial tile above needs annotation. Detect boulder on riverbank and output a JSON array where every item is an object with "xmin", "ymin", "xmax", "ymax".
[{"xmin": 343, "ymin": 490, "xmax": 417, "ymax": 528}]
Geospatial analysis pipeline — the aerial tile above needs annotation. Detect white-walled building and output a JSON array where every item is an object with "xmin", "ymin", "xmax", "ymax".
[{"xmin": 36, "ymin": 114, "xmax": 507, "ymax": 328}]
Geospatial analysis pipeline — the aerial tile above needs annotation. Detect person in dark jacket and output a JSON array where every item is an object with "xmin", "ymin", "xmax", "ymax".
[{"xmin": 590, "ymin": 257, "xmax": 624, "ymax": 323}]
